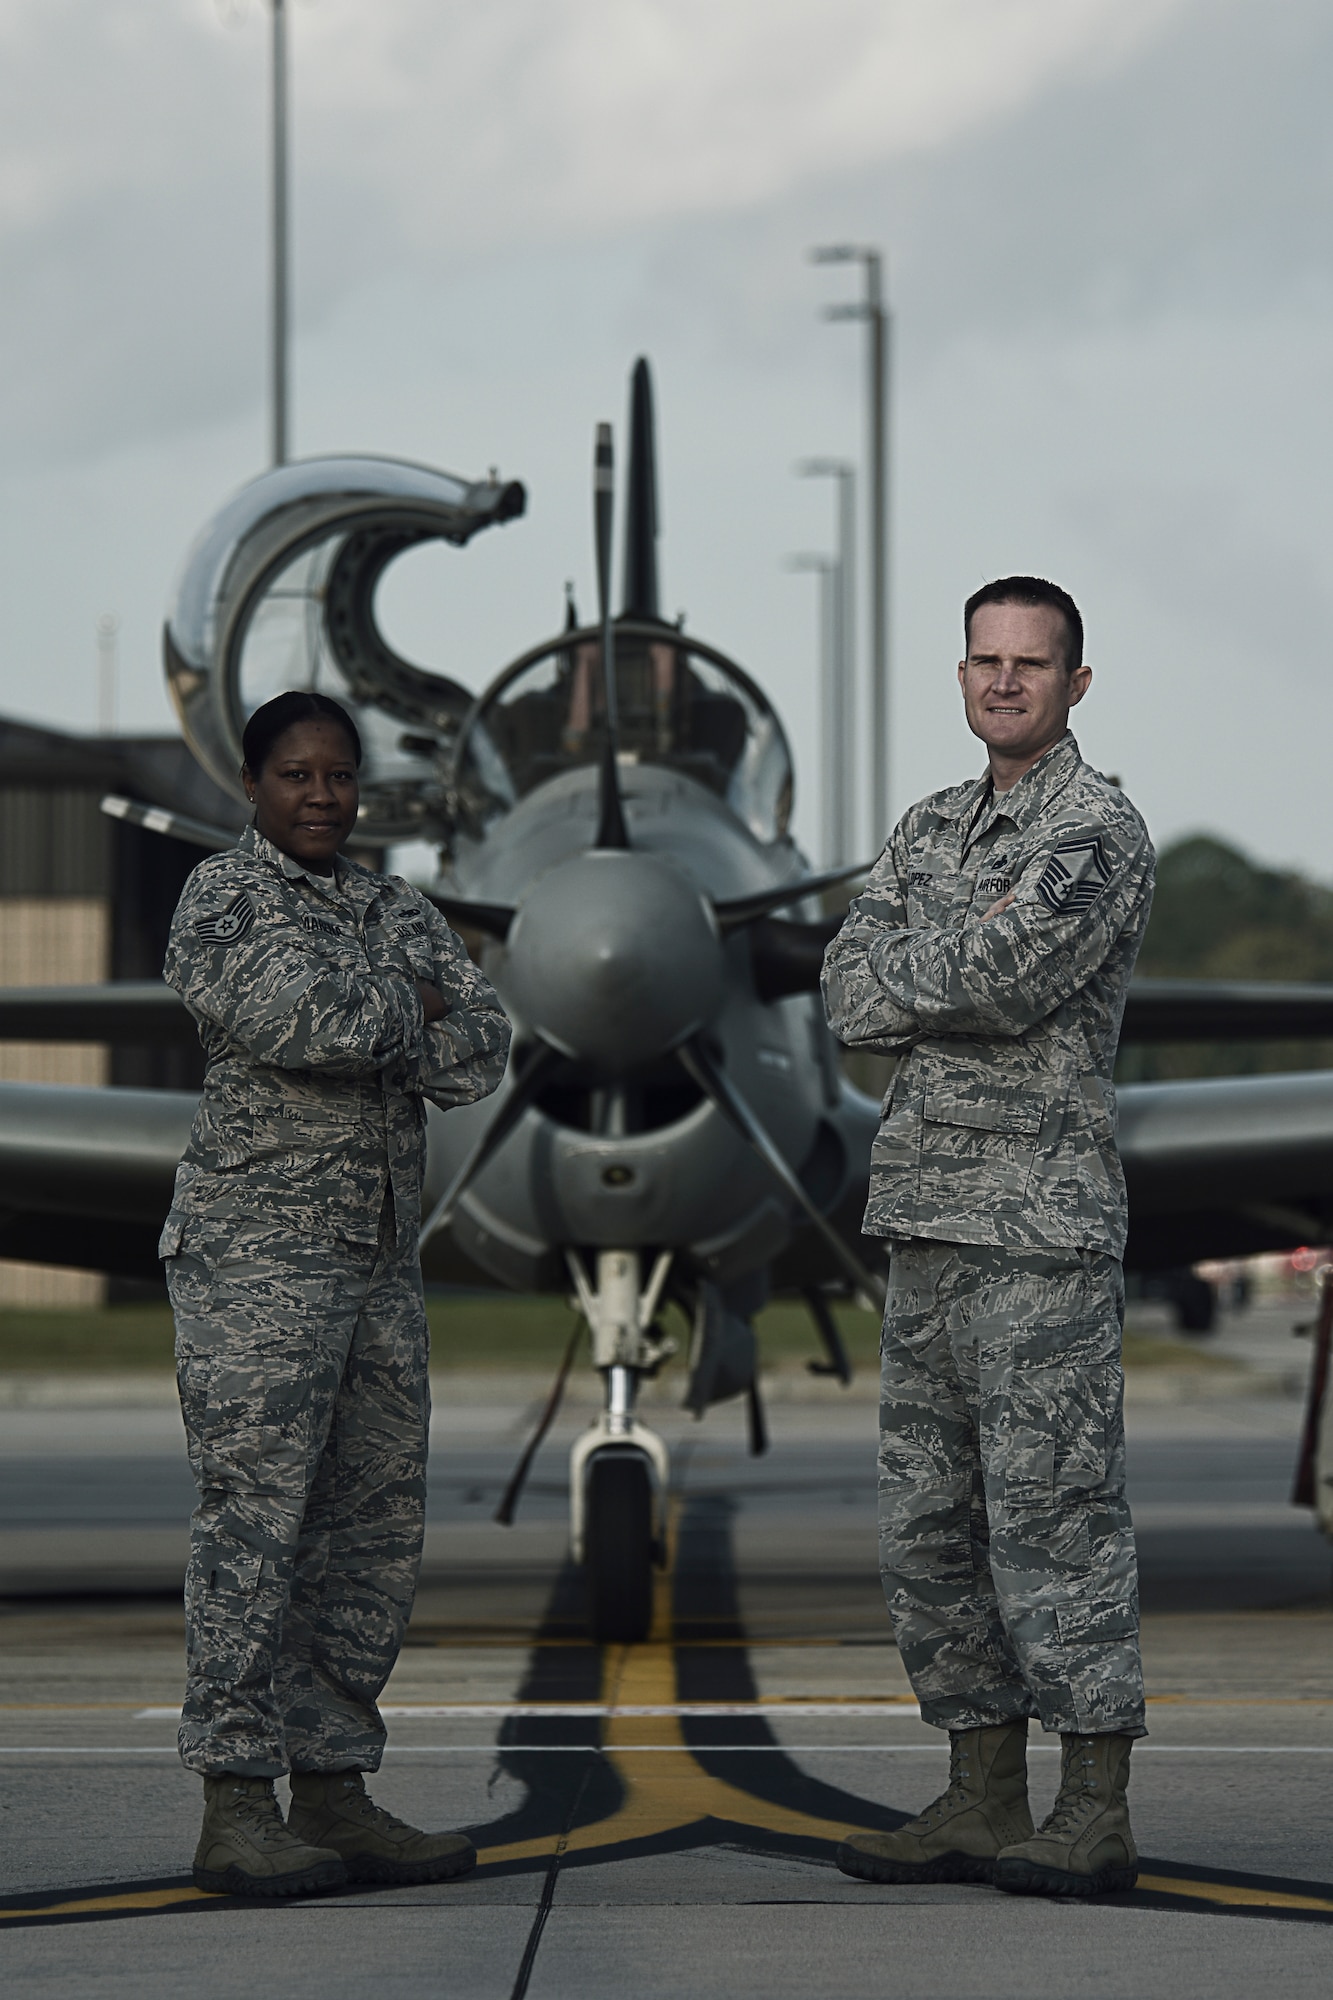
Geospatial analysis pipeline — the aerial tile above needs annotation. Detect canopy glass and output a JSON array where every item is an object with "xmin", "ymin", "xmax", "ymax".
[{"xmin": 455, "ymin": 623, "xmax": 794, "ymax": 843}]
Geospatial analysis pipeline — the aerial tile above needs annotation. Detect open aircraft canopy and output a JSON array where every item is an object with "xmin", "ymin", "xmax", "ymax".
[{"xmin": 164, "ymin": 454, "xmax": 525, "ymax": 842}]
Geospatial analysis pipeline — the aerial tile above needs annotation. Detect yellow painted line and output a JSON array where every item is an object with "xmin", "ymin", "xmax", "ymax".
[
  {"xmin": 565, "ymin": 1643, "xmax": 856, "ymax": 1853},
  {"xmin": 0, "ymin": 1885, "xmax": 221, "ymax": 1922},
  {"xmin": 1137, "ymin": 1873, "xmax": 1333, "ymax": 1914}
]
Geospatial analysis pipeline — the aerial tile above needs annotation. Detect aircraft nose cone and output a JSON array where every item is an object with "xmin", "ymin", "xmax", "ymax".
[{"xmin": 501, "ymin": 851, "xmax": 725, "ymax": 1072}]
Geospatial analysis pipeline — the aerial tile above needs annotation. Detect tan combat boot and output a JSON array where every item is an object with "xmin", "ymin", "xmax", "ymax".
[
  {"xmin": 837, "ymin": 1721, "xmax": 1034, "ymax": 1884},
  {"xmin": 288, "ymin": 1771, "xmax": 477, "ymax": 1887},
  {"xmin": 193, "ymin": 1774, "xmax": 347, "ymax": 1897},
  {"xmin": 994, "ymin": 1732, "xmax": 1138, "ymax": 1897}
]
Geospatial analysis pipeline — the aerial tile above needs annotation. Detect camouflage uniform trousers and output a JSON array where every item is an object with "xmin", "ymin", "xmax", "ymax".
[
  {"xmin": 878, "ymin": 1239, "xmax": 1146, "ymax": 1738},
  {"xmin": 167, "ymin": 1200, "xmax": 429, "ymax": 1776}
]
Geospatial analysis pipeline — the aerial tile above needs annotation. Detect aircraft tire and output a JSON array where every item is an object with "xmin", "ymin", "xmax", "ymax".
[{"xmin": 586, "ymin": 1449, "xmax": 654, "ymax": 1644}]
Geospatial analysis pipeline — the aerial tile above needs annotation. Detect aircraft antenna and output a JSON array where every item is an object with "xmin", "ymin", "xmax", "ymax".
[{"xmin": 593, "ymin": 421, "xmax": 630, "ymax": 848}]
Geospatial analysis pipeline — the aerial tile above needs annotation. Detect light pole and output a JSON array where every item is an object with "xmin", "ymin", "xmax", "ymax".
[
  {"xmin": 811, "ymin": 244, "xmax": 889, "ymax": 847},
  {"xmin": 786, "ymin": 553, "xmax": 841, "ymax": 867},
  {"xmin": 270, "ymin": 0, "xmax": 290, "ymax": 466},
  {"xmin": 796, "ymin": 459, "xmax": 855, "ymax": 865}
]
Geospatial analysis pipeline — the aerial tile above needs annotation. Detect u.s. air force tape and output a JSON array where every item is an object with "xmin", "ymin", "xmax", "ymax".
[
  {"xmin": 193, "ymin": 892, "xmax": 256, "ymax": 945},
  {"xmin": 1035, "ymin": 837, "xmax": 1111, "ymax": 914}
]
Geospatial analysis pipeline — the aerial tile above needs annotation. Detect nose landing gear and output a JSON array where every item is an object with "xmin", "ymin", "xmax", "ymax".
[{"xmin": 567, "ymin": 1250, "xmax": 673, "ymax": 1643}]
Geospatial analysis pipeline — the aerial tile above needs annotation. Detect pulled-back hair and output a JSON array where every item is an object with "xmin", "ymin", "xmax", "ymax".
[
  {"xmin": 241, "ymin": 690, "xmax": 363, "ymax": 776},
  {"xmin": 963, "ymin": 576, "xmax": 1083, "ymax": 674}
]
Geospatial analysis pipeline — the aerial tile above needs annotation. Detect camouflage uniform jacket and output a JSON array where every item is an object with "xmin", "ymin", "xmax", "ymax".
[
  {"xmin": 821, "ymin": 732, "xmax": 1154, "ymax": 1258},
  {"xmin": 160, "ymin": 825, "xmax": 511, "ymax": 1249}
]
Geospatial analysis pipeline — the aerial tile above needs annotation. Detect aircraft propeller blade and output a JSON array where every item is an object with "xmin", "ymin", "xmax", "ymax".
[
  {"xmin": 748, "ymin": 913, "xmax": 843, "ymax": 1003},
  {"xmin": 622, "ymin": 358, "xmax": 659, "ymax": 619},
  {"xmin": 678, "ymin": 1035, "xmax": 886, "ymax": 1308},
  {"xmin": 593, "ymin": 421, "xmax": 630, "ymax": 850},
  {"xmin": 101, "ymin": 794, "xmax": 235, "ymax": 852},
  {"xmin": 419, "ymin": 1041, "xmax": 564, "ymax": 1247},
  {"xmin": 713, "ymin": 862, "xmax": 870, "ymax": 932}
]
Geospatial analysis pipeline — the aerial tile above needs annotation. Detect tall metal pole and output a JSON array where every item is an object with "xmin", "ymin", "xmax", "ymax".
[
  {"xmin": 786, "ymin": 553, "xmax": 839, "ymax": 866},
  {"xmin": 811, "ymin": 245, "xmax": 890, "ymax": 848},
  {"xmin": 797, "ymin": 460, "xmax": 855, "ymax": 864},
  {"xmin": 866, "ymin": 254, "xmax": 888, "ymax": 849},
  {"xmin": 270, "ymin": 0, "xmax": 290, "ymax": 467}
]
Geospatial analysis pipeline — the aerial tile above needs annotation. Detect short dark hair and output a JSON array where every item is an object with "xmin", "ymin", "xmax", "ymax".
[
  {"xmin": 963, "ymin": 575, "xmax": 1083, "ymax": 674},
  {"xmin": 241, "ymin": 691, "xmax": 363, "ymax": 776}
]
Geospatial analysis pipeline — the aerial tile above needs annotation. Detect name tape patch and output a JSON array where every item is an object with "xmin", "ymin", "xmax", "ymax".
[
  {"xmin": 1036, "ymin": 837, "xmax": 1111, "ymax": 914},
  {"xmin": 194, "ymin": 892, "xmax": 256, "ymax": 947}
]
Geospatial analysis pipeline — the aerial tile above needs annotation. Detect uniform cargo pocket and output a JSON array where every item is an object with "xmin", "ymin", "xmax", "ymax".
[
  {"xmin": 195, "ymin": 1546, "xmax": 268, "ymax": 1690},
  {"xmin": 918, "ymin": 1089, "xmax": 1044, "ymax": 1213}
]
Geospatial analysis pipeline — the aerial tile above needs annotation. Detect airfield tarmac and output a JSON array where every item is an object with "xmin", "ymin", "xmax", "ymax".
[{"xmin": 1, "ymin": 1308, "xmax": 1331, "ymax": 1999}]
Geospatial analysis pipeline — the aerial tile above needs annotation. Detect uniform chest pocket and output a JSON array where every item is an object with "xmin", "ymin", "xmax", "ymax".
[
  {"xmin": 918, "ymin": 1090, "xmax": 1044, "ymax": 1213},
  {"xmin": 905, "ymin": 867, "xmax": 954, "ymax": 924}
]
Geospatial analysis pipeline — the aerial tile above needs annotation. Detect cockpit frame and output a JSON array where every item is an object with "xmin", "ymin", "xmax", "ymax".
[{"xmin": 449, "ymin": 619, "xmax": 796, "ymax": 847}]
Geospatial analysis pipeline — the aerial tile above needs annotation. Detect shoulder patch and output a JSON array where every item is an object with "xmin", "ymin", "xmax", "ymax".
[
  {"xmin": 193, "ymin": 892, "xmax": 256, "ymax": 946},
  {"xmin": 1036, "ymin": 837, "xmax": 1111, "ymax": 915}
]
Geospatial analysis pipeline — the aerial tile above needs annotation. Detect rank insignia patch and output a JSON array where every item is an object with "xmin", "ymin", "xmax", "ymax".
[
  {"xmin": 194, "ymin": 893, "xmax": 256, "ymax": 946},
  {"xmin": 1036, "ymin": 838, "xmax": 1111, "ymax": 914}
]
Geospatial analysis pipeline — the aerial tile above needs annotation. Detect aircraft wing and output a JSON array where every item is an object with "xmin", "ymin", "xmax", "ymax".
[
  {"xmin": 0, "ymin": 983, "xmax": 196, "ymax": 1044},
  {"xmin": 1120, "ymin": 1069, "xmax": 1333, "ymax": 1267},
  {"xmin": 7, "ymin": 972, "xmax": 1333, "ymax": 1050},
  {"xmin": 1122, "ymin": 979, "xmax": 1333, "ymax": 1041},
  {"xmin": 3, "ymin": 1064, "xmax": 1333, "ymax": 1283},
  {"xmin": 0, "ymin": 1080, "xmax": 195, "ymax": 1277}
]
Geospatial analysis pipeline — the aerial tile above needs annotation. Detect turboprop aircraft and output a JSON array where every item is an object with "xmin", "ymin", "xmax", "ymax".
[{"xmin": 5, "ymin": 357, "xmax": 1333, "ymax": 1638}]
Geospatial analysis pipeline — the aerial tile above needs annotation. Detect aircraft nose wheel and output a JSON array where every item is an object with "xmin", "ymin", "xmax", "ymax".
[
  {"xmin": 567, "ymin": 1255, "xmax": 674, "ymax": 1644},
  {"xmin": 585, "ymin": 1448, "xmax": 655, "ymax": 1643}
]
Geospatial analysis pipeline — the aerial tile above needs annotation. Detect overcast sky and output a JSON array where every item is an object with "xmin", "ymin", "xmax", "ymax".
[{"xmin": 1, "ymin": 0, "xmax": 1330, "ymax": 875}]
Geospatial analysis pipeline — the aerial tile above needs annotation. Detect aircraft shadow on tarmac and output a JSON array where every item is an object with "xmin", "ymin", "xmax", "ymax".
[{"xmin": 3, "ymin": 1490, "xmax": 1333, "ymax": 1935}]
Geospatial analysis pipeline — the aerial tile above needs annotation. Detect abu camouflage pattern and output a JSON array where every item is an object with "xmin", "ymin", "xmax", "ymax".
[
  {"xmin": 161, "ymin": 825, "xmax": 511, "ymax": 1248},
  {"xmin": 161, "ymin": 825, "xmax": 510, "ymax": 1773},
  {"xmin": 169, "ymin": 1205, "xmax": 430, "ymax": 1774},
  {"xmin": 878, "ymin": 1240, "xmax": 1144, "ymax": 1738},
  {"xmin": 821, "ymin": 731, "xmax": 1154, "ymax": 1260}
]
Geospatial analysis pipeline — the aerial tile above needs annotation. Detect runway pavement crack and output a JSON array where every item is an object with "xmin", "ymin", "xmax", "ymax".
[{"xmin": 508, "ymin": 1756, "xmax": 595, "ymax": 2000}]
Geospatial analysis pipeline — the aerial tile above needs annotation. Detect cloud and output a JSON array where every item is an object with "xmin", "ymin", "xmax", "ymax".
[
  {"xmin": 6, "ymin": 0, "xmax": 1333, "ymax": 880},
  {"xmin": 0, "ymin": 0, "xmax": 1188, "ymax": 458},
  {"xmin": 298, "ymin": 0, "xmax": 1186, "ymax": 241}
]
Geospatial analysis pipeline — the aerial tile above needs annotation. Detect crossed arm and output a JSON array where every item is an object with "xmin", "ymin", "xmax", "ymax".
[{"xmin": 821, "ymin": 815, "xmax": 1154, "ymax": 1051}]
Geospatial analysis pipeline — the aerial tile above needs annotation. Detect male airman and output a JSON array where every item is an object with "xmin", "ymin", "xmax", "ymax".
[{"xmin": 822, "ymin": 576, "xmax": 1153, "ymax": 1898}]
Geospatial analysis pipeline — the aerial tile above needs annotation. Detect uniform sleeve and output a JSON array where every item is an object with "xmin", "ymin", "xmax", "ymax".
[
  {"xmin": 415, "ymin": 899, "xmax": 513, "ymax": 1108},
  {"xmin": 825, "ymin": 808, "xmax": 1154, "ymax": 1045},
  {"xmin": 165, "ymin": 867, "xmax": 426, "ymax": 1077},
  {"xmin": 820, "ymin": 828, "xmax": 919, "ymax": 1051}
]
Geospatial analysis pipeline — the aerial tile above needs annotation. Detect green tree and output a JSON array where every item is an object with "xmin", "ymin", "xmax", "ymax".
[{"xmin": 1119, "ymin": 835, "xmax": 1333, "ymax": 1081}]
